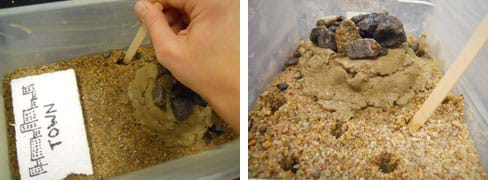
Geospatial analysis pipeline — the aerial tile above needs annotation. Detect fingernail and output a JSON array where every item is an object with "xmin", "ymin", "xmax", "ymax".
[{"xmin": 134, "ymin": 0, "xmax": 147, "ymax": 17}]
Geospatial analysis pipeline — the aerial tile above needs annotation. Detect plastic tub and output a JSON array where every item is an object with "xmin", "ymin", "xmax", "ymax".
[
  {"xmin": 0, "ymin": 1, "xmax": 239, "ymax": 179},
  {"xmin": 249, "ymin": 0, "xmax": 488, "ymax": 173}
]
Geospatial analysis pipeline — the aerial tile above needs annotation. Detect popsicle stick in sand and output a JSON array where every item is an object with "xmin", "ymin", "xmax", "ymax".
[
  {"xmin": 408, "ymin": 16, "xmax": 488, "ymax": 131},
  {"xmin": 123, "ymin": 2, "xmax": 163, "ymax": 64}
]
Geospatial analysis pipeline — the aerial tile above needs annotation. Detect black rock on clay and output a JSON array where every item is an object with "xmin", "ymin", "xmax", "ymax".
[
  {"xmin": 152, "ymin": 84, "xmax": 167, "ymax": 111},
  {"xmin": 346, "ymin": 38, "xmax": 382, "ymax": 59},
  {"xmin": 317, "ymin": 29, "xmax": 337, "ymax": 50},
  {"xmin": 373, "ymin": 15, "xmax": 407, "ymax": 48},
  {"xmin": 170, "ymin": 82, "xmax": 208, "ymax": 120},
  {"xmin": 352, "ymin": 12, "xmax": 388, "ymax": 38},
  {"xmin": 351, "ymin": 12, "xmax": 406, "ymax": 48},
  {"xmin": 172, "ymin": 82, "xmax": 195, "ymax": 99},
  {"xmin": 170, "ymin": 96, "xmax": 194, "ymax": 121},
  {"xmin": 208, "ymin": 124, "xmax": 225, "ymax": 135},
  {"xmin": 310, "ymin": 27, "xmax": 337, "ymax": 50},
  {"xmin": 276, "ymin": 83, "xmax": 289, "ymax": 91},
  {"xmin": 193, "ymin": 94, "xmax": 208, "ymax": 107},
  {"xmin": 310, "ymin": 26, "xmax": 326, "ymax": 45}
]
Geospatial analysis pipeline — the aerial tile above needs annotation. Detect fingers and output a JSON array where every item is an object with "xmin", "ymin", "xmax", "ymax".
[
  {"xmin": 164, "ymin": 8, "xmax": 189, "ymax": 33},
  {"xmin": 134, "ymin": 0, "xmax": 183, "ymax": 59},
  {"xmin": 156, "ymin": 0, "xmax": 198, "ymax": 16},
  {"xmin": 170, "ymin": 20, "xmax": 188, "ymax": 33},
  {"xmin": 163, "ymin": 8, "xmax": 180, "ymax": 25}
]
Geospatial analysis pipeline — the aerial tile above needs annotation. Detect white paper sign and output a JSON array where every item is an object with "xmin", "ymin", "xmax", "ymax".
[{"xmin": 10, "ymin": 69, "xmax": 93, "ymax": 180}]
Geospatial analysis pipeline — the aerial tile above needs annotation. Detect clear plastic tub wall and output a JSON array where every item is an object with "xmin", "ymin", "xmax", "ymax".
[
  {"xmin": 249, "ymin": 0, "xmax": 488, "ymax": 173},
  {"xmin": 0, "ymin": 1, "xmax": 239, "ymax": 179}
]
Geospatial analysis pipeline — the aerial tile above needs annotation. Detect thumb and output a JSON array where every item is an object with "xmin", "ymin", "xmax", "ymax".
[{"xmin": 134, "ymin": 0, "xmax": 183, "ymax": 60}]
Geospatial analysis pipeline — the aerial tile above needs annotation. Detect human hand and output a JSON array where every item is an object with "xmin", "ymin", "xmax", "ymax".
[{"xmin": 134, "ymin": 0, "xmax": 240, "ymax": 134}]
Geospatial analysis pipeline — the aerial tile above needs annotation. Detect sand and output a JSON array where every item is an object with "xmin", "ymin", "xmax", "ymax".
[{"xmin": 2, "ymin": 47, "xmax": 237, "ymax": 179}]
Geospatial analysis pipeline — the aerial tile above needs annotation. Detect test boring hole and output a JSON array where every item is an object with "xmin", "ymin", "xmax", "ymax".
[
  {"xmin": 268, "ymin": 94, "xmax": 287, "ymax": 113},
  {"xmin": 374, "ymin": 152, "xmax": 399, "ymax": 174},
  {"xmin": 280, "ymin": 155, "xmax": 299, "ymax": 174},
  {"xmin": 116, "ymin": 57, "xmax": 127, "ymax": 65},
  {"xmin": 331, "ymin": 122, "xmax": 345, "ymax": 138}
]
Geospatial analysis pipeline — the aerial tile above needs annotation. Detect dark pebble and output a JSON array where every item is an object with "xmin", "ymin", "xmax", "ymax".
[
  {"xmin": 208, "ymin": 124, "xmax": 225, "ymax": 135},
  {"xmin": 259, "ymin": 126, "xmax": 267, "ymax": 134},
  {"xmin": 285, "ymin": 57, "xmax": 299, "ymax": 66},
  {"xmin": 152, "ymin": 84, "xmax": 167, "ymax": 111},
  {"xmin": 293, "ymin": 50, "xmax": 301, "ymax": 58},
  {"xmin": 276, "ymin": 83, "xmax": 289, "ymax": 91},
  {"xmin": 170, "ymin": 97, "xmax": 194, "ymax": 121}
]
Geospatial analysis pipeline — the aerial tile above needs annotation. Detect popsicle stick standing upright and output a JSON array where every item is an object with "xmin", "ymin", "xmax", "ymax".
[
  {"xmin": 123, "ymin": 2, "xmax": 163, "ymax": 64},
  {"xmin": 408, "ymin": 16, "xmax": 488, "ymax": 131}
]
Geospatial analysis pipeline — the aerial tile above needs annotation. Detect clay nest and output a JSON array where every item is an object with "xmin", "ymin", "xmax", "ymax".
[{"xmin": 128, "ymin": 62, "xmax": 213, "ymax": 147}]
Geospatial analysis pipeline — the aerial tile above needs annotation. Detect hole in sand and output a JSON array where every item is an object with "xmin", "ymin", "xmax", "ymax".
[
  {"xmin": 331, "ymin": 122, "xmax": 345, "ymax": 138},
  {"xmin": 280, "ymin": 155, "xmax": 299, "ymax": 174},
  {"xmin": 374, "ymin": 152, "xmax": 399, "ymax": 174}
]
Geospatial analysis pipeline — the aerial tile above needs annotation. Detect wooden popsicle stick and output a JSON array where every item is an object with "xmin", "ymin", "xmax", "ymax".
[
  {"xmin": 408, "ymin": 16, "xmax": 488, "ymax": 131},
  {"xmin": 123, "ymin": 2, "xmax": 163, "ymax": 64}
]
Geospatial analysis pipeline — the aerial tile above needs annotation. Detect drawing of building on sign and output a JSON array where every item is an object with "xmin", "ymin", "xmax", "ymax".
[
  {"xmin": 22, "ymin": 84, "xmax": 35, "ymax": 95},
  {"xmin": 30, "ymin": 133, "xmax": 44, "ymax": 160},
  {"xmin": 20, "ymin": 107, "xmax": 39, "ymax": 133},
  {"xmin": 29, "ymin": 135, "xmax": 47, "ymax": 176},
  {"xmin": 19, "ymin": 83, "xmax": 48, "ymax": 177},
  {"xmin": 28, "ymin": 159, "xmax": 47, "ymax": 177}
]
